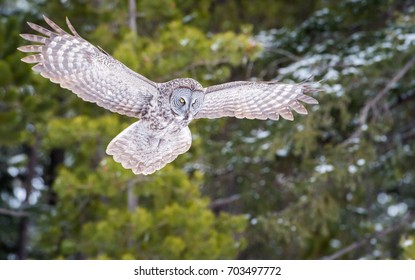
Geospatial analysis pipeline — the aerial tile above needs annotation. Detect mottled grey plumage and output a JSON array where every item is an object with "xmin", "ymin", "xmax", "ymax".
[{"xmin": 19, "ymin": 16, "xmax": 319, "ymax": 175}]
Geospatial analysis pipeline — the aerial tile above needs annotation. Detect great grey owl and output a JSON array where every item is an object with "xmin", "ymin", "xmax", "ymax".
[{"xmin": 19, "ymin": 16, "xmax": 319, "ymax": 175}]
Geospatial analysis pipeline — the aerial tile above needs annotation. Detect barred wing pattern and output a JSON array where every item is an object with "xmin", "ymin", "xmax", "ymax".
[
  {"xmin": 18, "ymin": 16, "xmax": 158, "ymax": 118},
  {"xmin": 196, "ymin": 81, "xmax": 319, "ymax": 121}
]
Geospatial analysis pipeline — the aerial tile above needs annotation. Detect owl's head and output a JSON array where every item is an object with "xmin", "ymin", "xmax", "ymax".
[{"xmin": 171, "ymin": 87, "xmax": 204, "ymax": 120}]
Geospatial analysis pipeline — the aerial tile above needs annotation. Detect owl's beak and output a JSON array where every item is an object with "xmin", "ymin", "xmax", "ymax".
[{"xmin": 184, "ymin": 111, "xmax": 193, "ymax": 120}]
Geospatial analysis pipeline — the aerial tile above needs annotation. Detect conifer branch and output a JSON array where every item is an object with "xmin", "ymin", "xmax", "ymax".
[
  {"xmin": 343, "ymin": 56, "xmax": 415, "ymax": 145},
  {"xmin": 322, "ymin": 212, "xmax": 415, "ymax": 260},
  {"xmin": 210, "ymin": 194, "xmax": 241, "ymax": 210},
  {"xmin": 0, "ymin": 208, "xmax": 29, "ymax": 217}
]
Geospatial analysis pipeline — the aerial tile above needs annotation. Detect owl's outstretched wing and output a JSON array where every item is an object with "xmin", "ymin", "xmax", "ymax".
[
  {"xmin": 18, "ymin": 16, "xmax": 158, "ymax": 118},
  {"xmin": 106, "ymin": 121, "xmax": 192, "ymax": 175},
  {"xmin": 195, "ymin": 81, "xmax": 319, "ymax": 120}
]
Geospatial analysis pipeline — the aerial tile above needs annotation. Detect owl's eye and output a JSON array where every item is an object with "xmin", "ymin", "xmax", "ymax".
[{"xmin": 179, "ymin": 97, "xmax": 186, "ymax": 105}]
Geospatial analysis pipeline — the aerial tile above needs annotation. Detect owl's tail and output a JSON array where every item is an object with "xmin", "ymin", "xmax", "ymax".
[{"xmin": 106, "ymin": 121, "xmax": 192, "ymax": 175}]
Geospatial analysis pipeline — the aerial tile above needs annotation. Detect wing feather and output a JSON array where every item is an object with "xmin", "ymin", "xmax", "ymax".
[
  {"xmin": 19, "ymin": 16, "xmax": 158, "ymax": 118},
  {"xmin": 195, "ymin": 81, "xmax": 319, "ymax": 120},
  {"xmin": 20, "ymin": 34, "xmax": 47, "ymax": 44},
  {"xmin": 65, "ymin": 17, "xmax": 81, "ymax": 37}
]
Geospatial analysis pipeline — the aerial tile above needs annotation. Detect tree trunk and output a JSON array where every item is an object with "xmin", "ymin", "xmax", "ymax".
[
  {"xmin": 128, "ymin": 0, "xmax": 137, "ymax": 34},
  {"xmin": 17, "ymin": 140, "xmax": 38, "ymax": 259},
  {"xmin": 17, "ymin": 217, "xmax": 29, "ymax": 259},
  {"xmin": 45, "ymin": 148, "xmax": 65, "ymax": 206}
]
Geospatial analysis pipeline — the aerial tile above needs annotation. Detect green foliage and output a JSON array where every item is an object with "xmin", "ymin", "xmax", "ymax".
[
  {"xmin": 1, "ymin": 0, "xmax": 415, "ymax": 260},
  {"xmin": 34, "ymin": 162, "xmax": 246, "ymax": 259},
  {"xmin": 229, "ymin": 0, "xmax": 415, "ymax": 259},
  {"xmin": 113, "ymin": 21, "xmax": 261, "ymax": 84},
  {"xmin": 1, "ymin": 0, "xmax": 254, "ymax": 260},
  {"xmin": 401, "ymin": 236, "xmax": 415, "ymax": 260}
]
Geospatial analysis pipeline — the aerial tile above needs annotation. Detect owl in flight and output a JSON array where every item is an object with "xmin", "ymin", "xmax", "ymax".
[{"xmin": 19, "ymin": 16, "xmax": 319, "ymax": 175}]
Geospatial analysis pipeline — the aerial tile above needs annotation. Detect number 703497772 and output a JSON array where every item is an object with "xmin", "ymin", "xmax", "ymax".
[{"xmin": 227, "ymin": 266, "xmax": 282, "ymax": 276}]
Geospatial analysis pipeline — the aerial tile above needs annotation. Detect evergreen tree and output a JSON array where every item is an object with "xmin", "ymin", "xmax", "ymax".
[{"xmin": 1, "ymin": 0, "xmax": 414, "ymax": 260}]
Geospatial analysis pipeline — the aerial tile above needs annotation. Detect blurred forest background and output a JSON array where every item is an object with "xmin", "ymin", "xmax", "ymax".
[{"xmin": 1, "ymin": 0, "xmax": 415, "ymax": 260}]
